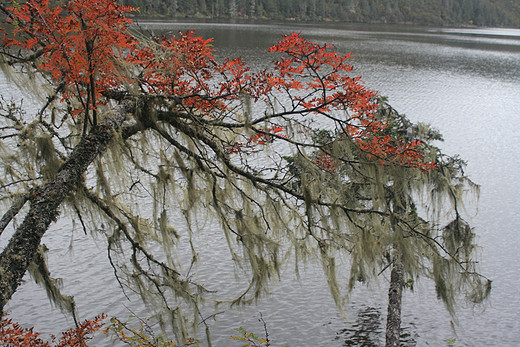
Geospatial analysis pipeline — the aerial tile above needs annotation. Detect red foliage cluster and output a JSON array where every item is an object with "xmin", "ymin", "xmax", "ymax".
[
  {"xmin": 359, "ymin": 137, "xmax": 438, "ymax": 170},
  {"xmin": 0, "ymin": 313, "xmax": 106, "ymax": 346},
  {"xmin": 0, "ymin": 0, "xmax": 436, "ymax": 171},
  {"xmin": 315, "ymin": 152, "xmax": 338, "ymax": 173},
  {"xmin": 266, "ymin": 33, "xmax": 436, "ymax": 171},
  {"xmin": 268, "ymin": 32, "xmax": 376, "ymax": 115},
  {"xmin": 129, "ymin": 31, "xmax": 219, "ymax": 109},
  {"xmin": 3, "ymin": 0, "xmax": 136, "ymax": 116}
]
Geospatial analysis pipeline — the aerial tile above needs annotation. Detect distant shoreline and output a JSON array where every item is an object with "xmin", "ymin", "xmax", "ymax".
[
  {"xmin": 127, "ymin": 15, "xmax": 518, "ymax": 29},
  {"xmin": 129, "ymin": 16, "xmax": 520, "ymax": 31}
]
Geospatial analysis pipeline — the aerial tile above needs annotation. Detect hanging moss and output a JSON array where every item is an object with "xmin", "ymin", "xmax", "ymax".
[
  {"xmin": 0, "ymin": 32, "xmax": 489, "ymax": 343},
  {"xmin": 27, "ymin": 245, "xmax": 76, "ymax": 317}
]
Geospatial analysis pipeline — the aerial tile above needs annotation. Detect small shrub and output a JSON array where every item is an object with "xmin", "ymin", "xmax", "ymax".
[{"xmin": 0, "ymin": 312, "xmax": 106, "ymax": 346}]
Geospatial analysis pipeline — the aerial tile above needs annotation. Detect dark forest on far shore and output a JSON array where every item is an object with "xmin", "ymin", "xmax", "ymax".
[{"xmin": 123, "ymin": 0, "xmax": 520, "ymax": 27}]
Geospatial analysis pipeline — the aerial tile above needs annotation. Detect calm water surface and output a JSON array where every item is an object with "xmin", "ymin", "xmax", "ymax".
[{"xmin": 1, "ymin": 22, "xmax": 519, "ymax": 346}]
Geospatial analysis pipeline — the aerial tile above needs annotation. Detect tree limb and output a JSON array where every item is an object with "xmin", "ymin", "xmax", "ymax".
[
  {"xmin": 0, "ymin": 192, "xmax": 30, "ymax": 237},
  {"xmin": 0, "ymin": 99, "xmax": 135, "ymax": 313}
]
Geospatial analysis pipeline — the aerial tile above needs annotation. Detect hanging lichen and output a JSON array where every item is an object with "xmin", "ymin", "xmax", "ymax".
[{"xmin": 0, "ymin": 12, "xmax": 490, "ymax": 344}]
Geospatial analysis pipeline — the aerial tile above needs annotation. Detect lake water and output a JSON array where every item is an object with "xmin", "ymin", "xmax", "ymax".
[{"xmin": 1, "ymin": 22, "xmax": 520, "ymax": 346}]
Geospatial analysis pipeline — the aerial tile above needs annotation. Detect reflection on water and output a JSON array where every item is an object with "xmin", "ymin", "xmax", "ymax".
[
  {"xmin": 336, "ymin": 306, "xmax": 417, "ymax": 347},
  {"xmin": 337, "ymin": 306, "xmax": 384, "ymax": 346},
  {"xmin": 432, "ymin": 27, "xmax": 520, "ymax": 37}
]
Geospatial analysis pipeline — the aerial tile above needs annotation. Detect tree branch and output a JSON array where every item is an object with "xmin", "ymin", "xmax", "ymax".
[
  {"xmin": 0, "ymin": 193, "xmax": 30, "ymax": 237},
  {"xmin": 0, "ymin": 99, "xmax": 135, "ymax": 313}
]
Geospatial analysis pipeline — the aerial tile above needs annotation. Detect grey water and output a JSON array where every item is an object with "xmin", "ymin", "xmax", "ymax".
[{"xmin": 1, "ymin": 22, "xmax": 520, "ymax": 346}]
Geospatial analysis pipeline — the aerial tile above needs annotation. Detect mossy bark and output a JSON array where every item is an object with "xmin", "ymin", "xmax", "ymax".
[
  {"xmin": 0, "ymin": 100, "xmax": 133, "ymax": 314},
  {"xmin": 385, "ymin": 249, "xmax": 404, "ymax": 347}
]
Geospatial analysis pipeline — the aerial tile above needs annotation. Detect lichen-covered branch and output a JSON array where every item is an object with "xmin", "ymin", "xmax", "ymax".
[{"xmin": 0, "ymin": 99, "xmax": 134, "ymax": 313}]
